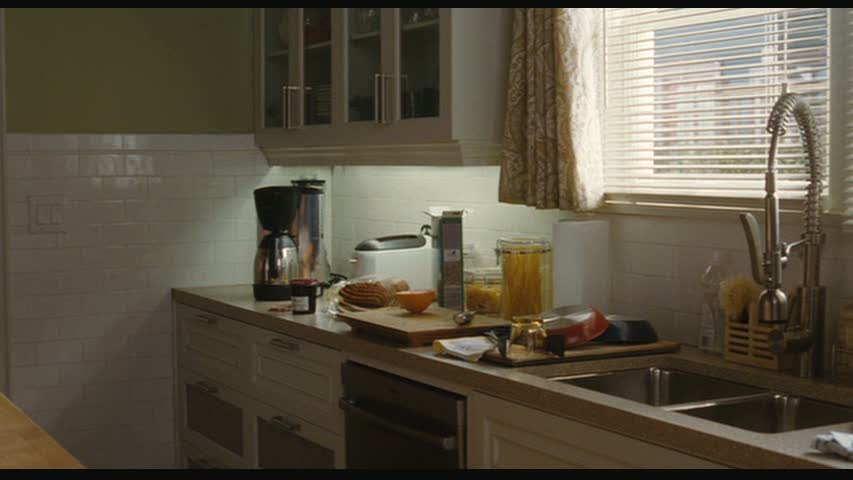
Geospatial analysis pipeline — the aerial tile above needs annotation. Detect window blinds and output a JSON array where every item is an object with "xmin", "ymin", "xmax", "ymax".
[
  {"xmin": 603, "ymin": 8, "xmax": 830, "ymax": 200},
  {"xmin": 842, "ymin": 9, "xmax": 853, "ymax": 232}
]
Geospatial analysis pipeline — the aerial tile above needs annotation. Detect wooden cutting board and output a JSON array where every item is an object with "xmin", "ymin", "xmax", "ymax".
[
  {"xmin": 483, "ymin": 340, "xmax": 680, "ymax": 367},
  {"xmin": 335, "ymin": 305, "xmax": 510, "ymax": 346}
]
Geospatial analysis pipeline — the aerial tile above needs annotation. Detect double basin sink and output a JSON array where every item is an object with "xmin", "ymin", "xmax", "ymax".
[{"xmin": 550, "ymin": 367, "xmax": 853, "ymax": 434}]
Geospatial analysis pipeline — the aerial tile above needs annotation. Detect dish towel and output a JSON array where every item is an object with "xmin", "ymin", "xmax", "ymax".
[
  {"xmin": 433, "ymin": 336, "xmax": 497, "ymax": 363},
  {"xmin": 812, "ymin": 431, "xmax": 853, "ymax": 461}
]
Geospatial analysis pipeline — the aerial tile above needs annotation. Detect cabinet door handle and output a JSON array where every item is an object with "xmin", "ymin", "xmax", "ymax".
[
  {"xmin": 195, "ymin": 314, "xmax": 218, "ymax": 325},
  {"xmin": 282, "ymin": 84, "xmax": 290, "ymax": 129},
  {"xmin": 268, "ymin": 415, "xmax": 301, "ymax": 432},
  {"xmin": 194, "ymin": 381, "xmax": 219, "ymax": 395},
  {"xmin": 374, "ymin": 73, "xmax": 382, "ymax": 124},
  {"xmin": 339, "ymin": 398, "xmax": 457, "ymax": 451},
  {"xmin": 188, "ymin": 456, "xmax": 222, "ymax": 469},
  {"xmin": 382, "ymin": 74, "xmax": 392, "ymax": 124},
  {"xmin": 269, "ymin": 338, "xmax": 301, "ymax": 352}
]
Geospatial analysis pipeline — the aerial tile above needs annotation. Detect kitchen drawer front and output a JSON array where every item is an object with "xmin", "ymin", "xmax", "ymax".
[
  {"xmin": 176, "ymin": 303, "xmax": 250, "ymax": 390},
  {"xmin": 178, "ymin": 368, "xmax": 251, "ymax": 467},
  {"xmin": 249, "ymin": 398, "xmax": 345, "ymax": 469},
  {"xmin": 247, "ymin": 326, "xmax": 343, "ymax": 434},
  {"xmin": 181, "ymin": 441, "xmax": 246, "ymax": 469},
  {"xmin": 468, "ymin": 392, "xmax": 725, "ymax": 469}
]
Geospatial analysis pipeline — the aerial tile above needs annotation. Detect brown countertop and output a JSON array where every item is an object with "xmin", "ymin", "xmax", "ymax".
[
  {"xmin": 173, "ymin": 284, "xmax": 853, "ymax": 469},
  {"xmin": 0, "ymin": 393, "xmax": 83, "ymax": 469}
]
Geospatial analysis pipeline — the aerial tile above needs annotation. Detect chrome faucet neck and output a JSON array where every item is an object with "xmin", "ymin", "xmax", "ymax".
[{"xmin": 738, "ymin": 88, "xmax": 827, "ymax": 378}]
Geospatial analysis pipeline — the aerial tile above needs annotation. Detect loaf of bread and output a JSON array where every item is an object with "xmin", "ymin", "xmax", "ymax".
[{"xmin": 339, "ymin": 281, "xmax": 396, "ymax": 308}]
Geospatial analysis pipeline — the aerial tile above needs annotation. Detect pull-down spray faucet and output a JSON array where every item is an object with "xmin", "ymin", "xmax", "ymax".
[{"xmin": 738, "ymin": 84, "xmax": 828, "ymax": 378}]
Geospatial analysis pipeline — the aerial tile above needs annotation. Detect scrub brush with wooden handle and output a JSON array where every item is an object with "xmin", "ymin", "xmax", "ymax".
[{"xmin": 719, "ymin": 274, "xmax": 762, "ymax": 323}]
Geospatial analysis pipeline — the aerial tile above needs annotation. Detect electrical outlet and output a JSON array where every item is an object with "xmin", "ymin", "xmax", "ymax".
[{"xmin": 28, "ymin": 195, "xmax": 66, "ymax": 233}]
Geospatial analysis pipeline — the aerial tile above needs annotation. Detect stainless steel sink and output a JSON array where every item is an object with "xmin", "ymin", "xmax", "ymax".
[
  {"xmin": 667, "ymin": 394, "xmax": 853, "ymax": 433},
  {"xmin": 550, "ymin": 367, "xmax": 767, "ymax": 406}
]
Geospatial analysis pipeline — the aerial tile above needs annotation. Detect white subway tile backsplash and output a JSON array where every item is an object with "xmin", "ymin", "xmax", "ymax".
[
  {"xmin": 30, "ymin": 134, "xmax": 79, "ymax": 152},
  {"xmin": 102, "ymin": 177, "xmax": 147, "ymax": 200},
  {"xmin": 124, "ymin": 154, "xmax": 156, "ymax": 176},
  {"xmin": 147, "ymin": 177, "xmax": 194, "ymax": 199},
  {"xmin": 12, "ymin": 365, "xmax": 61, "ymax": 389},
  {"xmin": 80, "ymin": 154, "xmax": 125, "ymax": 176},
  {"xmin": 36, "ymin": 340, "xmax": 84, "ymax": 364},
  {"xmin": 78, "ymin": 134, "xmax": 124, "ymax": 152},
  {"xmin": 156, "ymin": 152, "xmax": 212, "ymax": 176}
]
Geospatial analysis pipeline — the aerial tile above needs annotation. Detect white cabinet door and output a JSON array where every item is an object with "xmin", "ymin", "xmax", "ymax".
[
  {"xmin": 176, "ymin": 304, "xmax": 250, "ymax": 391},
  {"xmin": 468, "ymin": 392, "xmax": 726, "ymax": 469},
  {"xmin": 246, "ymin": 326, "xmax": 344, "ymax": 434},
  {"xmin": 249, "ymin": 397, "xmax": 345, "ymax": 469}
]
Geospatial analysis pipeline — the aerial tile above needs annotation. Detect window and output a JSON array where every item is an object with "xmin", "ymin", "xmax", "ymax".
[{"xmin": 602, "ymin": 8, "xmax": 831, "ymax": 206}]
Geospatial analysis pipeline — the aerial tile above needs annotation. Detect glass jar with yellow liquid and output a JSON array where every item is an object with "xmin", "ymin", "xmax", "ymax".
[
  {"xmin": 464, "ymin": 267, "xmax": 502, "ymax": 314},
  {"xmin": 496, "ymin": 237, "xmax": 553, "ymax": 322}
]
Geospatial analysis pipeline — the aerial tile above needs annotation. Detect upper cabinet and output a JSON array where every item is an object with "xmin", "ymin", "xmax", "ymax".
[{"xmin": 254, "ymin": 8, "xmax": 512, "ymax": 166}]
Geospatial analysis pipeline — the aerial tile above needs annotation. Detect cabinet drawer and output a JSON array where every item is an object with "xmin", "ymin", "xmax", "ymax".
[
  {"xmin": 178, "ymin": 369, "xmax": 251, "ymax": 467},
  {"xmin": 247, "ymin": 327, "xmax": 343, "ymax": 434},
  {"xmin": 250, "ymin": 398, "xmax": 344, "ymax": 469},
  {"xmin": 176, "ymin": 304, "xmax": 250, "ymax": 390}
]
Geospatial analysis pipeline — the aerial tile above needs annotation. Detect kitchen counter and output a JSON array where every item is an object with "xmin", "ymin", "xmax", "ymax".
[
  {"xmin": 0, "ymin": 393, "xmax": 82, "ymax": 469},
  {"xmin": 173, "ymin": 284, "xmax": 853, "ymax": 469}
]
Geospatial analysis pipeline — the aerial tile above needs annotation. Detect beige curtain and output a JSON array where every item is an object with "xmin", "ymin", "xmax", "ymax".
[{"xmin": 499, "ymin": 8, "xmax": 604, "ymax": 211}]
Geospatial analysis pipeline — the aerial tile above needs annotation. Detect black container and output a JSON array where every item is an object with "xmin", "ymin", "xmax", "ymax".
[{"xmin": 291, "ymin": 279, "xmax": 322, "ymax": 315}]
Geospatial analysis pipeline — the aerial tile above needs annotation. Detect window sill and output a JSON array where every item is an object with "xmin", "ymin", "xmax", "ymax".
[{"xmin": 594, "ymin": 194, "xmax": 844, "ymax": 228}]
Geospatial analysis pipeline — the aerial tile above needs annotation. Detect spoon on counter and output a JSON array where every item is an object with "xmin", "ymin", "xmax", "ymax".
[{"xmin": 453, "ymin": 310, "xmax": 476, "ymax": 326}]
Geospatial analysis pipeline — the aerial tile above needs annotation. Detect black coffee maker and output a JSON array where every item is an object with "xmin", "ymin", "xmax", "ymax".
[{"xmin": 253, "ymin": 186, "xmax": 301, "ymax": 301}]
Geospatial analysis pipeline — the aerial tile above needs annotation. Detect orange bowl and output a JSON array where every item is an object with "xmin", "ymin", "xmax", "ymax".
[{"xmin": 395, "ymin": 290, "xmax": 436, "ymax": 314}]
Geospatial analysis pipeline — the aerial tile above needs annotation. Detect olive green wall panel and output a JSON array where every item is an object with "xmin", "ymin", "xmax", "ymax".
[{"xmin": 6, "ymin": 8, "xmax": 253, "ymax": 133}]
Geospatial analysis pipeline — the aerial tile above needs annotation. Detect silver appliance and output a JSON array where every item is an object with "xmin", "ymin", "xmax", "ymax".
[
  {"xmin": 340, "ymin": 362, "xmax": 465, "ymax": 469},
  {"xmin": 253, "ymin": 186, "xmax": 301, "ymax": 301},
  {"xmin": 292, "ymin": 179, "xmax": 331, "ymax": 284}
]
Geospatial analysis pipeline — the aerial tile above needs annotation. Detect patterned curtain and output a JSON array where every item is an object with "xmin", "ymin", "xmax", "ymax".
[{"xmin": 499, "ymin": 8, "xmax": 604, "ymax": 211}]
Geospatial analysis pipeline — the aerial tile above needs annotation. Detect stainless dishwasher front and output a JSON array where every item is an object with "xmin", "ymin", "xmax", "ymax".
[{"xmin": 340, "ymin": 361, "xmax": 465, "ymax": 469}]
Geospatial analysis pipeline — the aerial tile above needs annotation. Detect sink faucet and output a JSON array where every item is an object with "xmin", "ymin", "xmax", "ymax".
[{"xmin": 739, "ymin": 84, "xmax": 828, "ymax": 378}]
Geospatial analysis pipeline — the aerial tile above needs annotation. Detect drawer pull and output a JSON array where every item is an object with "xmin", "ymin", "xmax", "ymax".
[
  {"xmin": 195, "ymin": 314, "xmax": 218, "ymax": 325},
  {"xmin": 269, "ymin": 338, "xmax": 301, "ymax": 352},
  {"xmin": 269, "ymin": 415, "xmax": 301, "ymax": 432},
  {"xmin": 194, "ymin": 380, "xmax": 219, "ymax": 395},
  {"xmin": 187, "ymin": 456, "xmax": 222, "ymax": 469}
]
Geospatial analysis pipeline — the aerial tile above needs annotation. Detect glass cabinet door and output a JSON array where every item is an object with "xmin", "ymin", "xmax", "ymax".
[
  {"xmin": 303, "ymin": 8, "xmax": 333, "ymax": 126},
  {"xmin": 399, "ymin": 8, "xmax": 440, "ymax": 119},
  {"xmin": 263, "ymin": 8, "xmax": 293, "ymax": 129},
  {"xmin": 347, "ymin": 8, "xmax": 382, "ymax": 122}
]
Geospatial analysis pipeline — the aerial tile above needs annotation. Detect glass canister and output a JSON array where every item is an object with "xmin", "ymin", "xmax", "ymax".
[
  {"xmin": 464, "ymin": 267, "xmax": 502, "ymax": 314},
  {"xmin": 497, "ymin": 237, "xmax": 553, "ymax": 321}
]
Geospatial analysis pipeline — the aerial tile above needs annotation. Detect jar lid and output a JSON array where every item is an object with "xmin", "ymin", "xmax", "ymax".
[
  {"xmin": 496, "ymin": 237, "xmax": 551, "ymax": 253},
  {"xmin": 464, "ymin": 266, "xmax": 502, "ymax": 283}
]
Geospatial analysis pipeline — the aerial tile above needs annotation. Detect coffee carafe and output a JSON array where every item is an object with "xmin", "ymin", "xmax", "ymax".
[
  {"xmin": 253, "ymin": 186, "xmax": 301, "ymax": 301},
  {"xmin": 291, "ymin": 179, "xmax": 331, "ymax": 284}
]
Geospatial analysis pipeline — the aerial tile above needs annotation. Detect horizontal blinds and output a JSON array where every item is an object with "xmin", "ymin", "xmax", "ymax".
[
  {"xmin": 843, "ymin": 9, "xmax": 853, "ymax": 232},
  {"xmin": 604, "ymin": 8, "xmax": 830, "ymax": 199}
]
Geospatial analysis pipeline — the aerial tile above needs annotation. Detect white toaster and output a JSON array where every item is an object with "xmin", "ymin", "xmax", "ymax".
[{"xmin": 349, "ymin": 234, "xmax": 437, "ymax": 291}]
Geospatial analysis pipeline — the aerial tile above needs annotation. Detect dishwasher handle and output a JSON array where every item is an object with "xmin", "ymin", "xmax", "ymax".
[{"xmin": 338, "ymin": 398, "xmax": 457, "ymax": 452}]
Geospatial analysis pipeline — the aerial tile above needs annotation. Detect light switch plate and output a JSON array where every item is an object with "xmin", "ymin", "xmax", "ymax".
[{"xmin": 28, "ymin": 195, "xmax": 66, "ymax": 233}]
